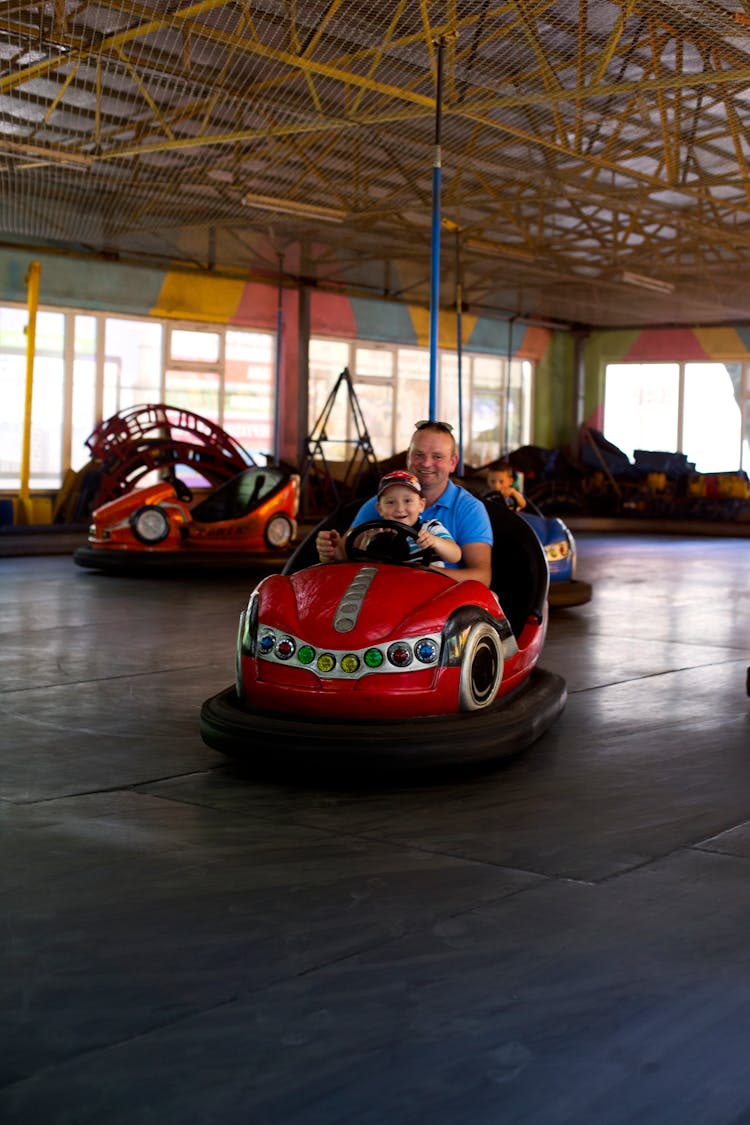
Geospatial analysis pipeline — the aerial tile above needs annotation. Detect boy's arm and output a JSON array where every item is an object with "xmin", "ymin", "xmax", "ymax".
[
  {"xmin": 417, "ymin": 522, "xmax": 462, "ymax": 565},
  {"xmin": 429, "ymin": 534, "xmax": 462, "ymax": 564}
]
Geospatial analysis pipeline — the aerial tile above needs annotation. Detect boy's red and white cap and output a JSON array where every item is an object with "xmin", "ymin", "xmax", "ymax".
[{"xmin": 377, "ymin": 470, "xmax": 422, "ymax": 497}]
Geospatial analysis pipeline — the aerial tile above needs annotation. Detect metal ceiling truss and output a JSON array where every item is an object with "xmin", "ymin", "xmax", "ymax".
[{"xmin": 3, "ymin": 1, "xmax": 750, "ymax": 326}]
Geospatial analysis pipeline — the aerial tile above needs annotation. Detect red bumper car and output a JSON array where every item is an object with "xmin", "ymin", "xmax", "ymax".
[{"xmin": 200, "ymin": 500, "xmax": 566, "ymax": 768}]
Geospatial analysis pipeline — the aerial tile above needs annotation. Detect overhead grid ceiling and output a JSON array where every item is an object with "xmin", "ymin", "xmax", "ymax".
[{"xmin": 4, "ymin": 1, "xmax": 750, "ymax": 329}]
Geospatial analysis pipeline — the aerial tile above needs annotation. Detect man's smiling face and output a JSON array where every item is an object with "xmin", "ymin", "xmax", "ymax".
[{"xmin": 407, "ymin": 428, "xmax": 458, "ymax": 502}]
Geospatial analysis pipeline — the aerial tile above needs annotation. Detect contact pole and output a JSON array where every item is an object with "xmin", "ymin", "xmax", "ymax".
[
  {"xmin": 273, "ymin": 253, "xmax": 283, "ymax": 465},
  {"xmin": 455, "ymin": 228, "xmax": 464, "ymax": 475},
  {"xmin": 428, "ymin": 38, "xmax": 445, "ymax": 421}
]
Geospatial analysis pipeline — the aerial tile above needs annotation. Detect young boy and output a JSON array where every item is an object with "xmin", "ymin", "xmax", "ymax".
[
  {"xmin": 485, "ymin": 461, "xmax": 526, "ymax": 510},
  {"xmin": 322, "ymin": 470, "xmax": 462, "ymax": 565}
]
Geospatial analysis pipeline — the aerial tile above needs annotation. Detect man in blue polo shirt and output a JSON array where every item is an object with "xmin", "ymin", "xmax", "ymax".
[{"xmin": 316, "ymin": 420, "xmax": 493, "ymax": 586}]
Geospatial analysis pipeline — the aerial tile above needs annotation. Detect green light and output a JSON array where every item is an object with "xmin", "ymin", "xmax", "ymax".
[
  {"xmin": 364, "ymin": 648, "xmax": 384, "ymax": 668},
  {"xmin": 298, "ymin": 645, "xmax": 315, "ymax": 665}
]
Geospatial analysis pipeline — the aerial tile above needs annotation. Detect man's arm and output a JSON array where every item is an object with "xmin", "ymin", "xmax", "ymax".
[
  {"xmin": 450, "ymin": 540, "xmax": 491, "ymax": 586},
  {"xmin": 316, "ymin": 496, "xmax": 378, "ymax": 562}
]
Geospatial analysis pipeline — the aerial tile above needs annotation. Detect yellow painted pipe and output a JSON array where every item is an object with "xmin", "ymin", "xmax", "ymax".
[{"xmin": 18, "ymin": 261, "xmax": 41, "ymax": 524}]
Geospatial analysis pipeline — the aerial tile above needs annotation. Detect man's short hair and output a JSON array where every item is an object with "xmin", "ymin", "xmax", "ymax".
[{"xmin": 410, "ymin": 420, "xmax": 457, "ymax": 455}]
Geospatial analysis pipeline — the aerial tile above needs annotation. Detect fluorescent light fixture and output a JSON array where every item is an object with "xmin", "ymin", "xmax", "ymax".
[
  {"xmin": 621, "ymin": 270, "xmax": 674, "ymax": 294},
  {"xmin": 464, "ymin": 237, "xmax": 535, "ymax": 262},
  {"xmin": 243, "ymin": 192, "xmax": 346, "ymax": 223},
  {"xmin": 0, "ymin": 139, "xmax": 90, "ymax": 167}
]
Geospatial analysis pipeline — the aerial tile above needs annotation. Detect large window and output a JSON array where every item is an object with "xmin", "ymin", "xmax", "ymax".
[
  {"xmin": 224, "ymin": 330, "xmax": 275, "ymax": 461},
  {"xmin": 603, "ymin": 363, "xmax": 679, "ymax": 460},
  {"xmin": 103, "ymin": 319, "xmax": 162, "ymax": 420},
  {"xmin": 683, "ymin": 362, "xmax": 744, "ymax": 472},
  {"xmin": 1, "ymin": 305, "xmax": 276, "ymax": 491},
  {"xmin": 70, "ymin": 316, "xmax": 99, "ymax": 473},
  {"xmin": 309, "ymin": 338, "xmax": 533, "ymax": 467},
  {"xmin": 0, "ymin": 308, "xmax": 66, "ymax": 490},
  {"xmin": 604, "ymin": 361, "xmax": 749, "ymax": 472}
]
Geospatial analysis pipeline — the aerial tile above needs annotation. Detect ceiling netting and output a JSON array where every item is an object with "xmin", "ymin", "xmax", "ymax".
[{"xmin": 3, "ymin": 0, "xmax": 750, "ymax": 327}]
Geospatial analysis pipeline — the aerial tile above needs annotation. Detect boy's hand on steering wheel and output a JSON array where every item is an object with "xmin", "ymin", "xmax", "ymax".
[
  {"xmin": 316, "ymin": 528, "xmax": 341, "ymax": 562},
  {"xmin": 416, "ymin": 527, "xmax": 437, "ymax": 551}
]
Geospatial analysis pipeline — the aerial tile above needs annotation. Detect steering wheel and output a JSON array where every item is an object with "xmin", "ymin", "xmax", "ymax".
[
  {"xmin": 484, "ymin": 490, "xmax": 518, "ymax": 511},
  {"xmin": 344, "ymin": 519, "xmax": 434, "ymax": 566},
  {"xmin": 171, "ymin": 477, "xmax": 193, "ymax": 503}
]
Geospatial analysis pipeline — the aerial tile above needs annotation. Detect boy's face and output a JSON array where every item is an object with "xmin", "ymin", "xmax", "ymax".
[
  {"xmin": 376, "ymin": 484, "xmax": 425, "ymax": 525},
  {"xmin": 488, "ymin": 469, "xmax": 513, "ymax": 493}
]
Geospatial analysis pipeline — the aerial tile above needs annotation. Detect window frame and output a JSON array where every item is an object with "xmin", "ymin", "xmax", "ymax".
[{"xmin": 0, "ymin": 303, "xmax": 277, "ymax": 492}]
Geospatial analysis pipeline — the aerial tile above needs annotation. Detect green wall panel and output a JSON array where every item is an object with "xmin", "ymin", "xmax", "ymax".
[{"xmin": 0, "ymin": 250, "xmax": 165, "ymax": 313}]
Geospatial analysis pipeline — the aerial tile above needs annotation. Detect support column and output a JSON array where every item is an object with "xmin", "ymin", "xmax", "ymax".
[{"xmin": 296, "ymin": 283, "xmax": 310, "ymax": 471}]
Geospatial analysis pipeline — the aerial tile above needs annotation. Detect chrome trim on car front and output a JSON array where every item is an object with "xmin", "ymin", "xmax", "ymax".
[
  {"xmin": 254, "ymin": 623, "xmax": 444, "ymax": 679},
  {"xmin": 333, "ymin": 566, "xmax": 378, "ymax": 633}
]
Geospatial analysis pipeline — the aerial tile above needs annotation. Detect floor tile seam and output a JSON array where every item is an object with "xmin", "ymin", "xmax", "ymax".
[
  {"xmin": 582, "ymin": 841, "xmax": 748, "ymax": 885},
  {"xmin": 686, "ymin": 831, "xmax": 750, "ymax": 860},
  {"xmin": 130, "ymin": 783, "xmax": 351, "ymax": 825},
  {"xmin": 4, "ymin": 772, "xmax": 223, "ymax": 806},
  {"xmin": 130, "ymin": 787, "xmax": 374, "ymax": 841},
  {"xmin": 0, "ymin": 664, "xmax": 220, "ymax": 695},
  {"xmin": 552, "ymin": 625, "xmax": 747, "ymax": 657},
  {"xmin": 134, "ymin": 788, "xmax": 504, "ymax": 852},
  {"xmin": 133, "ymin": 789, "xmax": 486, "ymax": 838},
  {"xmin": 126, "ymin": 802, "xmax": 598, "ymax": 883},
  {"xmin": 0, "ymin": 996, "xmax": 243, "ymax": 1095},
  {"xmin": 569, "ymin": 657, "xmax": 747, "ymax": 695},
  {"xmin": 340, "ymin": 831, "xmax": 600, "ymax": 887},
  {"xmin": 137, "ymin": 799, "xmax": 562, "ymax": 860}
]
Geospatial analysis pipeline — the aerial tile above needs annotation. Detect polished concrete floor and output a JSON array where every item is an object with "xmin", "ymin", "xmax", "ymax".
[{"xmin": 2, "ymin": 536, "xmax": 750, "ymax": 1125}]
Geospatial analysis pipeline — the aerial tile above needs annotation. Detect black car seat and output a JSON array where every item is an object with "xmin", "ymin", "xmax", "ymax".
[
  {"xmin": 191, "ymin": 469, "xmax": 282, "ymax": 523},
  {"xmin": 483, "ymin": 496, "xmax": 549, "ymax": 638}
]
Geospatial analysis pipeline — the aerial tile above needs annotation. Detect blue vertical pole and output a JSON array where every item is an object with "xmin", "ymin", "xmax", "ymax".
[
  {"xmin": 428, "ymin": 39, "xmax": 445, "ymax": 421},
  {"xmin": 273, "ymin": 254, "xmax": 283, "ymax": 465},
  {"xmin": 455, "ymin": 229, "xmax": 464, "ymax": 476}
]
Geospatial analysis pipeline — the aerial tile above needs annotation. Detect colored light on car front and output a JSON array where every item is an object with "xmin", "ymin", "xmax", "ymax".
[
  {"xmin": 276, "ymin": 636, "xmax": 296, "ymax": 659},
  {"xmin": 545, "ymin": 540, "xmax": 570, "ymax": 561},
  {"xmin": 387, "ymin": 643, "xmax": 412, "ymax": 668},
  {"xmin": 249, "ymin": 621, "xmax": 444, "ymax": 680},
  {"xmin": 259, "ymin": 632, "xmax": 276, "ymax": 654},
  {"xmin": 414, "ymin": 638, "xmax": 439, "ymax": 664}
]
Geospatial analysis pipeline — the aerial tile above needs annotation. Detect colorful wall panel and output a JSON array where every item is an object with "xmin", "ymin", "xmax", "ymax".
[{"xmin": 0, "ymin": 250, "xmax": 165, "ymax": 313}]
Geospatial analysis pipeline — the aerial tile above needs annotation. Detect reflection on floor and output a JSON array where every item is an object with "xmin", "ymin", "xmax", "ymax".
[{"xmin": 2, "ymin": 536, "xmax": 750, "ymax": 1124}]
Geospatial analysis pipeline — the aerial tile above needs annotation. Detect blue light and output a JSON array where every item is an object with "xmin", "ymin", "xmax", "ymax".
[
  {"xmin": 259, "ymin": 632, "xmax": 276, "ymax": 653},
  {"xmin": 415, "ymin": 638, "xmax": 439, "ymax": 664}
]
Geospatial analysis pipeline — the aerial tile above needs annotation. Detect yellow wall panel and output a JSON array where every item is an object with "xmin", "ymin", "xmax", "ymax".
[
  {"xmin": 693, "ymin": 327, "xmax": 750, "ymax": 359},
  {"xmin": 407, "ymin": 305, "xmax": 477, "ymax": 350},
  {"xmin": 151, "ymin": 272, "xmax": 245, "ymax": 323}
]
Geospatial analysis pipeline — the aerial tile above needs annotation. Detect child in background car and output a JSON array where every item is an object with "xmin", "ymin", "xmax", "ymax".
[{"xmin": 485, "ymin": 461, "xmax": 527, "ymax": 511}]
